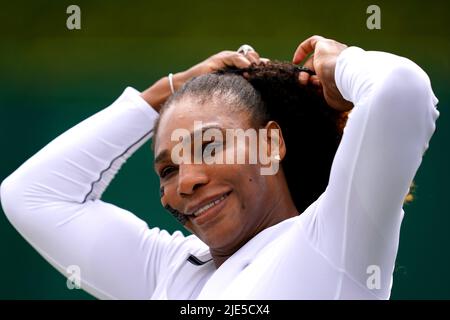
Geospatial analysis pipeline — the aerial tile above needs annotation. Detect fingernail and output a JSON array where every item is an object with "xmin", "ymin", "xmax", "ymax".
[{"xmin": 299, "ymin": 73, "xmax": 308, "ymax": 85}]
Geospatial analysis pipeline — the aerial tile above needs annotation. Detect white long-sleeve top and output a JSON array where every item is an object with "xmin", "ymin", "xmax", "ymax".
[{"xmin": 0, "ymin": 47, "xmax": 439, "ymax": 299}]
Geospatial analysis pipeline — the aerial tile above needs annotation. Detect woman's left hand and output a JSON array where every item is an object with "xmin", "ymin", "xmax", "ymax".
[{"xmin": 292, "ymin": 35, "xmax": 353, "ymax": 112}]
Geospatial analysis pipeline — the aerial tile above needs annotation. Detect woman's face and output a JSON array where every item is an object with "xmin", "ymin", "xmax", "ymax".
[{"xmin": 154, "ymin": 96, "xmax": 276, "ymax": 254}]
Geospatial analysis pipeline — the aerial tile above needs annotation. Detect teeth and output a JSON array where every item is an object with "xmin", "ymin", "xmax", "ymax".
[{"xmin": 193, "ymin": 194, "xmax": 228, "ymax": 217}]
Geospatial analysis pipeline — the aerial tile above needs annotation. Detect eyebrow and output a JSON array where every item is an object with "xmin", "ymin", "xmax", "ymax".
[
  {"xmin": 154, "ymin": 124, "xmax": 225, "ymax": 167},
  {"xmin": 154, "ymin": 149, "xmax": 170, "ymax": 166}
]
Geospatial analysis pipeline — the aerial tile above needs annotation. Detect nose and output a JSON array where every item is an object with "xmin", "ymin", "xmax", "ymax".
[{"xmin": 177, "ymin": 164, "xmax": 209, "ymax": 196}]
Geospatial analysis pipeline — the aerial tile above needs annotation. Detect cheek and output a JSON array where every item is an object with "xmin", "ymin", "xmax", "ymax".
[
  {"xmin": 159, "ymin": 181, "xmax": 176, "ymax": 205},
  {"xmin": 223, "ymin": 164, "xmax": 263, "ymax": 210},
  {"xmin": 165, "ymin": 204, "xmax": 188, "ymax": 225},
  {"xmin": 159, "ymin": 183, "xmax": 188, "ymax": 225},
  {"xmin": 246, "ymin": 168, "xmax": 269, "ymax": 205},
  {"xmin": 159, "ymin": 184, "xmax": 168, "ymax": 206}
]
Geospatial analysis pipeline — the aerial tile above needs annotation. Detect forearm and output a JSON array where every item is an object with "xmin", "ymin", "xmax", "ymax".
[
  {"xmin": 0, "ymin": 87, "xmax": 187, "ymax": 300},
  {"xmin": 332, "ymin": 47, "xmax": 439, "ymax": 212},
  {"xmin": 314, "ymin": 47, "xmax": 439, "ymax": 296},
  {"xmin": 1, "ymin": 87, "xmax": 159, "ymax": 209}
]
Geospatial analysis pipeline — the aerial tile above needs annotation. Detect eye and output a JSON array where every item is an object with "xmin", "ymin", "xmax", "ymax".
[
  {"xmin": 202, "ymin": 141, "xmax": 213, "ymax": 154},
  {"xmin": 202, "ymin": 140, "xmax": 223, "ymax": 155},
  {"xmin": 159, "ymin": 166, "xmax": 178, "ymax": 179}
]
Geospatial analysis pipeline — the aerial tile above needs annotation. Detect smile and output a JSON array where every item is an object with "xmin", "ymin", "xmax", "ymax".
[
  {"xmin": 186, "ymin": 190, "xmax": 233, "ymax": 226},
  {"xmin": 192, "ymin": 192, "xmax": 230, "ymax": 217}
]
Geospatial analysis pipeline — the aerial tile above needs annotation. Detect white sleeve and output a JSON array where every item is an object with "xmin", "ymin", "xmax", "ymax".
[
  {"xmin": 0, "ymin": 87, "xmax": 200, "ymax": 299},
  {"xmin": 306, "ymin": 47, "xmax": 439, "ymax": 295}
]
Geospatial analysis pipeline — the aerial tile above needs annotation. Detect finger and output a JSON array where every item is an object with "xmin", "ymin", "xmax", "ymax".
[
  {"xmin": 298, "ymin": 72, "xmax": 310, "ymax": 86},
  {"xmin": 292, "ymin": 35, "xmax": 325, "ymax": 64},
  {"xmin": 223, "ymin": 52, "xmax": 252, "ymax": 69},
  {"xmin": 309, "ymin": 75, "xmax": 321, "ymax": 86},
  {"xmin": 297, "ymin": 54, "xmax": 315, "ymax": 86},
  {"xmin": 260, "ymin": 58, "xmax": 270, "ymax": 64},
  {"xmin": 309, "ymin": 75, "xmax": 320, "ymax": 82},
  {"xmin": 312, "ymin": 79, "xmax": 322, "ymax": 87},
  {"xmin": 245, "ymin": 51, "xmax": 260, "ymax": 64},
  {"xmin": 302, "ymin": 54, "xmax": 315, "ymax": 71}
]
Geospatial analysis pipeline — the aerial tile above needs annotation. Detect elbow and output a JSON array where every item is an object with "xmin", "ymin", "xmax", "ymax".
[
  {"xmin": 1, "ymin": 176, "xmax": 18, "ymax": 219},
  {"xmin": 375, "ymin": 59, "xmax": 438, "ymax": 124},
  {"xmin": 380, "ymin": 59, "xmax": 437, "ymax": 111},
  {"xmin": 1, "ymin": 173, "xmax": 26, "ymax": 226},
  {"xmin": 372, "ymin": 59, "xmax": 439, "ymax": 153}
]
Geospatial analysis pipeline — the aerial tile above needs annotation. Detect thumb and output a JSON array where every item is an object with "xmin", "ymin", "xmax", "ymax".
[{"xmin": 292, "ymin": 35, "xmax": 324, "ymax": 64}]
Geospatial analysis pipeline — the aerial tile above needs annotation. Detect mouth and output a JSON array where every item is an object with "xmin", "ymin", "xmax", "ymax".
[{"xmin": 188, "ymin": 191, "xmax": 232, "ymax": 225}]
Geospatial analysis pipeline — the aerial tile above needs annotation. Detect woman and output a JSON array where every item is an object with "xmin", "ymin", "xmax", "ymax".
[{"xmin": 0, "ymin": 36, "xmax": 439, "ymax": 299}]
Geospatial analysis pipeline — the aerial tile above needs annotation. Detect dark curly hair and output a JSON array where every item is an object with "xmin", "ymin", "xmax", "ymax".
[{"xmin": 154, "ymin": 61, "xmax": 412, "ymax": 214}]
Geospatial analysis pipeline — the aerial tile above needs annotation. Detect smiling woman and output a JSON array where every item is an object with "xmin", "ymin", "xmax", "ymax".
[
  {"xmin": 0, "ymin": 36, "xmax": 439, "ymax": 299},
  {"xmin": 151, "ymin": 61, "xmax": 345, "ymax": 267}
]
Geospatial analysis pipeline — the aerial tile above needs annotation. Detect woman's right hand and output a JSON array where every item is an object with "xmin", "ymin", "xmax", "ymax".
[
  {"xmin": 141, "ymin": 49, "xmax": 268, "ymax": 112},
  {"xmin": 182, "ymin": 50, "xmax": 269, "ymax": 81}
]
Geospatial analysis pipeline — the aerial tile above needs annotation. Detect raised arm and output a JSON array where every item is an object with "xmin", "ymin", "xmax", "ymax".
[
  {"xmin": 0, "ymin": 50, "xmax": 266, "ymax": 299},
  {"xmin": 293, "ymin": 36, "xmax": 439, "ymax": 298},
  {"xmin": 0, "ymin": 87, "xmax": 180, "ymax": 299}
]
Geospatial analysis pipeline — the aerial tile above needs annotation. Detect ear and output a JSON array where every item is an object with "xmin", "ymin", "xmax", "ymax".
[{"xmin": 263, "ymin": 121, "xmax": 286, "ymax": 161}]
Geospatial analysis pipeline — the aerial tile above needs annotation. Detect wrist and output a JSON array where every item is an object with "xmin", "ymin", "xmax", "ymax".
[
  {"xmin": 172, "ymin": 70, "xmax": 190, "ymax": 91},
  {"xmin": 139, "ymin": 70, "xmax": 195, "ymax": 113},
  {"xmin": 140, "ymin": 78, "xmax": 169, "ymax": 113}
]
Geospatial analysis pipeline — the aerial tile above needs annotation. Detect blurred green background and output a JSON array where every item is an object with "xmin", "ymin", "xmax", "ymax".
[{"xmin": 0, "ymin": 0, "xmax": 449, "ymax": 299}]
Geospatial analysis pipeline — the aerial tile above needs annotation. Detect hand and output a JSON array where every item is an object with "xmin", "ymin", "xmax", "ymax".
[
  {"xmin": 183, "ymin": 49, "xmax": 269, "ymax": 80},
  {"xmin": 141, "ymin": 49, "xmax": 269, "ymax": 112},
  {"xmin": 292, "ymin": 35, "xmax": 353, "ymax": 111}
]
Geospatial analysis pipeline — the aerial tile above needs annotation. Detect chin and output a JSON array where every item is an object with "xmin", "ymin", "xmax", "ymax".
[
  {"xmin": 192, "ymin": 203, "xmax": 243, "ymax": 248},
  {"xmin": 198, "ymin": 224, "xmax": 240, "ymax": 251},
  {"xmin": 197, "ymin": 231, "xmax": 228, "ymax": 248}
]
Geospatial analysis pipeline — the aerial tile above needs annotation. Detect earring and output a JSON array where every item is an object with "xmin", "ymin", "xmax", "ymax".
[{"xmin": 274, "ymin": 154, "xmax": 281, "ymax": 161}]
